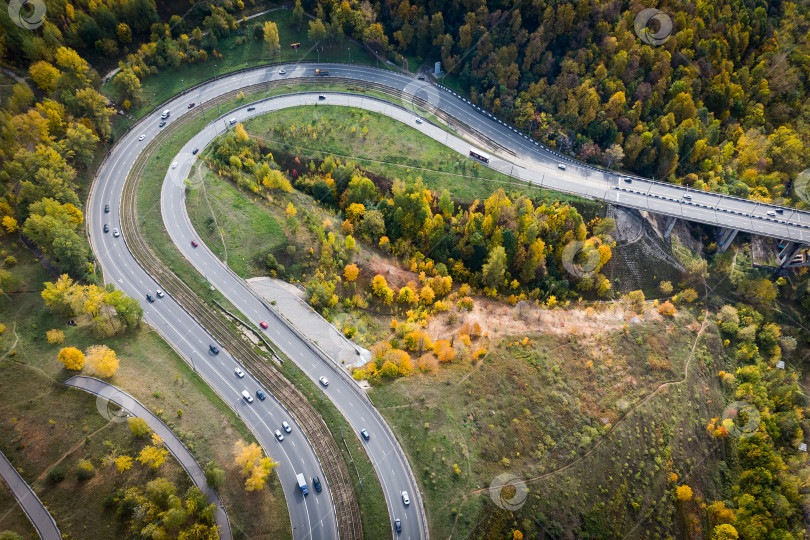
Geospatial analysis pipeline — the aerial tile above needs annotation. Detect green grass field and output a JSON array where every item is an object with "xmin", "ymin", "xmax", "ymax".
[
  {"xmin": 369, "ymin": 313, "xmax": 727, "ymax": 538},
  {"xmin": 241, "ymin": 105, "xmax": 596, "ymax": 208},
  {"xmin": 186, "ymin": 168, "xmax": 286, "ymax": 278},
  {"xmin": 0, "ymin": 363, "xmax": 195, "ymax": 539}
]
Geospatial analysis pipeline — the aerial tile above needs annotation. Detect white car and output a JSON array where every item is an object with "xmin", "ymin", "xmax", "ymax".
[
  {"xmin": 278, "ymin": 68, "xmax": 286, "ymax": 75},
  {"xmin": 112, "ymin": 228, "xmax": 120, "ymax": 237},
  {"xmin": 156, "ymin": 289, "xmax": 165, "ymax": 298},
  {"xmin": 766, "ymin": 210, "xmax": 776, "ymax": 217},
  {"xmin": 319, "ymin": 376, "xmax": 329, "ymax": 387},
  {"xmin": 683, "ymin": 193, "xmax": 692, "ymax": 200},
  {"xmin": 282, "ymin": 421, "xmax": 291, "ymax": 433},
  {"xmin": 274, "ymin": 429, "xmax": 284, "ymax": 441},
  {"xmin": 415, "ymin": 118, "xmax": 423, "ymax": 124},
  {"xmin": 138, "ymin": 134, "xmax": 145, "ymax": 141},
  {"xmin": 401, "ymin": 491, "xmax": 410, "ymax": 505},
  {"xmin": 171, "ymin": 162, "xmax": 178, "ymax": 169},
  {"xmin": 557, "ymin": 164, "xmax": 566, "ymax": 171},
  {"xmin": 235, "ymin": 367, "xmax": 245, "ymax": 378}
]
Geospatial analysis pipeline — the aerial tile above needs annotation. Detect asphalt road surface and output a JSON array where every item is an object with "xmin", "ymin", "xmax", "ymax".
[
  {"xmin": 0, "ymin": 450, "xmax": 61, "ymax": 540},
  {"xmin": 93, "ymin": 62, "xmax": 810, "ymax": 540}
]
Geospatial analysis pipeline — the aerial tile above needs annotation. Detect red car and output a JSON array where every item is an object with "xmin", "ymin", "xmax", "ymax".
[
  {"xmin": 188, "ymin": 102, "xmax": 195, "ymax": 108},
  {"xmin": 191, "ymin": 239, "xmax": 198, "ymax": 247},
  {"xmin": 259, "ymin": 321, "xmax": 268, "ymax": 329}
]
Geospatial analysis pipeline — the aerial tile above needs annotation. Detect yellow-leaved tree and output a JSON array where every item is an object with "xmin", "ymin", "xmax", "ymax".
[
  {"xmin": 343, "ymin": 264, "xmax": 359, "ymax": 282},
  {"xmin": 58, "ymin": 346, "xmax": 85, "ymax": 370},
  {"xmin": 137, "ymin": 445, "xmax": 169, "ymax": 469},
  {"xmin": 233, "ymin": 441, "xmax": 278, "ymax": 492},
  {"xmin": 85, "ymin": 345, "xmax": 119, "ymax": 377},
  {"xmin": 676, "ymin": 484, "xmax": 693, "ymax": 501},
  {"xmin": 114, "ymin": 455, "xmax": 133, "ymax": 473},
  {"xmin": 46, "ymin": 329, "xmax": 65, "ymax": 344}
]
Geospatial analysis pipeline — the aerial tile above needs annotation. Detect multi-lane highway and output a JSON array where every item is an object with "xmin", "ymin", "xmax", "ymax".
[
  {"xmin": 89, "ymin": 108, "xmax": 340, "ymax": 537},
  {"xmin": 92, "ymin": 61, "xmax": 810, "ymax": 540}
]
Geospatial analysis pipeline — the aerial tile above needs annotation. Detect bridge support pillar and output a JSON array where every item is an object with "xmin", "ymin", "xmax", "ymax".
[
  {"xmin": 779, "ymin": 241, "xmax": 796, "ymax": 261},
  {"xmin": 663, "ymin": 216, "xmax": 677, "ymax": 239},
  {"xmin": 779, "ymin": 242, "xmax": 809, "ymax": 268},
  {"xmin": 717, "ymin": 229, "xmax": 738, "ymax": 254}
]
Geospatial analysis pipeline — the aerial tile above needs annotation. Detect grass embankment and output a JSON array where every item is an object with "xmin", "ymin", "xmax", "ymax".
[
  {"xmin": 186, "ymin": 168, "xmax": 286, "ymax": 278},
  {"xmin": 242, "ymin": 105, "xmax": 598, "ymax": 209},
  {"xmin": 369, "ymin": 310, "xmax": 727, "ymax": 538},
  {"xmin": 0, "ymin": 239, "xmax": 290, "ymax": 539},
  {"xmin": 104, "ymin": 8, "xmax": 382, "ymax": 121},
  {"xmin": 136, "ymin": 87, "xmax": 390, "ymax": 539}
]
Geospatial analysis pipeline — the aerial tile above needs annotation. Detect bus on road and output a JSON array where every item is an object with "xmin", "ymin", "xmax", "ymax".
[{"xmin": 469, "ymin": 148, "xmax": 490, "ymax": 163}]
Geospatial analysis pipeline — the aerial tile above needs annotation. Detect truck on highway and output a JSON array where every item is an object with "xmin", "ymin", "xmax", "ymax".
[
  {"xmin": 296, "ymin": 473, "xmax": 309, "ymax": 495},
  {"xmin": 315, "ymin": 69, "xmax": 329, "ymax": 76}
]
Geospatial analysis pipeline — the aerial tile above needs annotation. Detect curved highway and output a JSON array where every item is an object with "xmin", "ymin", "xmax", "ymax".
[
  {"xmin": 155, "ymin": 62, "xmax": 810, "ymax": 244},
  {"xmin": 93, "ymin": 62, "xmax": 810, "ymax": 540},
  {"xmin": 164, "ymin": 91, "xmax": 438, "ymax": 540}
]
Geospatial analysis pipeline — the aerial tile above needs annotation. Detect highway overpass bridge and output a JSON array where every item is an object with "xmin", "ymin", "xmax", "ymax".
[{"xmin": 422, "ymin": 76, "xmax": 810, "ymax": 268}]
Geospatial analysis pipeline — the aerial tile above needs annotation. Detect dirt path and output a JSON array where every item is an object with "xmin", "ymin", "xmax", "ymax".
[{"xmin": 0, "ymin": 324, "xmax": 18, "ymax": 362}]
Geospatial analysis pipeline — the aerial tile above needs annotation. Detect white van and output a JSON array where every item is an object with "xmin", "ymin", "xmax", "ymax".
[
  {"xmin": 241, "ymin": 390, "xmax": 253, "ymax": 403},
  {"xmin": 161, "ymin": 109, "xmax": 170, "ymax": 119},
  {"xmin": 229, "ymin": 118, "xmax": 237, "ymax": 125}
]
